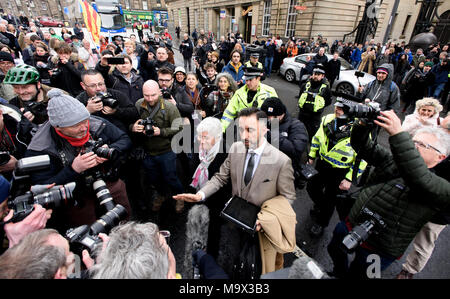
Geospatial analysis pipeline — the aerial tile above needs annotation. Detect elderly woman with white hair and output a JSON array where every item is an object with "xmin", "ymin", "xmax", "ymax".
[
  {"xmin": 204, "ymin": 72, "xmax": 238, "ymax": 118},
  {"xmin": 188, "ymin": 117, "xmax": 229, "ymax": 259},
  {"xmin": 402, "ymin": 97, "xmax": 443, "ymax": 136}
]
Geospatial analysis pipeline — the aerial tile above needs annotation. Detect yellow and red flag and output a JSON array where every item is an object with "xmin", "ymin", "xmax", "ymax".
[{"xmin": 78, "ymin": 0, "xmax": 101, "ymax": 48}]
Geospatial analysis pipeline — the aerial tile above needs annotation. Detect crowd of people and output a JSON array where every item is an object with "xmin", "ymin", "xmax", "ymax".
[{"xmin": 0, "ymin": 14, "xmax": 449, "ymax": 280}]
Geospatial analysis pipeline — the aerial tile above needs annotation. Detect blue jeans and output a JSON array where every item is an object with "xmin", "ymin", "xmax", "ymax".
[
  {"xmin": 142, "ymin": 151, "xmax": 184, "ymax": 195},
  {"xmin": 351, "ymin": 60, "xmax": 360, "ymax": 69},
  {"xmin": 327, "ymin": 221, "xmax": 397, "ymax": 279},
  {"xmin": 430, "ymin": 83, "xmax": 446, "ymax": 99},
  {"xmin": 265, "ymin": 56, "xmax": 274, "ymax": 76}
]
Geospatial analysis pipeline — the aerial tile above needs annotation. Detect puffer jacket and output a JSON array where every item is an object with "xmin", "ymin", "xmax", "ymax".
[
  {"xmin": 357, "ymin": 63, "xmax": 400, "ymax": 114},
  {"xmin": 348, "ymin": 122, "xmax": 450, "ymax": 258}
]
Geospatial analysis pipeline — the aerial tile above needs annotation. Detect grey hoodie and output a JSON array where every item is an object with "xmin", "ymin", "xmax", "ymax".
[{"xmin": 358, "ymin": 63, "xmax": 400, "ymax": 114}]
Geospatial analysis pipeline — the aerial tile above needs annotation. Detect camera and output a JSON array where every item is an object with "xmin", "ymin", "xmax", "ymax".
[
  {"xmin": 93, "ymin": 179, "xmax": 115, "ymax": 212},
  {"xmin": 50, "ymin": 68, "xmax": 61, "ymax": 77},
  {"xmin": 22, "ymin": 101, "xmax": 47, "ymax": 117},
  {"xmin": 139, "ymin": 117, "xmax": 156, "ymax": 136},
  {"xmin": 161, "ymin": 88, "xmax": 172, "ymax": 100},
  {"xmin": 83, "ymin": 138, "xmax": 118, "ymax": 161},
  {"xmin": 335, "ymin": 97, "xmax": 381, "ymax": 121},
  {"xmin": 341, "ymin": 207, "xmax": 386, "ymax": 253},
  {"xmin": 95, "ymin": 92, "xmax": 119, "ymax": 109},
  {"xmin": 65, "ymin": 204, "xmax": 127, "ymax": 254},
  {"xmin": 7, "ymin": 182, "xmax": 76, "ymax": 223}
]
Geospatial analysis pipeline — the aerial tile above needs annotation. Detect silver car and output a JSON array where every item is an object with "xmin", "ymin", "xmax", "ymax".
[{"xmin": 279, "ymin": 53, "xmax": 375, "ymax": 95}]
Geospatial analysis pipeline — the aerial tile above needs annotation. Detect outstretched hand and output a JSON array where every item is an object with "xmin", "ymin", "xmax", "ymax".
[{"xmin": 173, "ymin": 193, "xmax": 202, "ymax": 203}]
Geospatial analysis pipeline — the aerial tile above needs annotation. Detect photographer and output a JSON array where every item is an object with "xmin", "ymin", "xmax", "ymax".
[
  {"xmin": 95, "ymin": 53, "xmax": 144, "ymax": 105},
  {"xmin": 327, "ymin": 110, "xmax": 450, "ymax": 278},
  {"xmin": 356, "ymin": 63, "xmax": 400, "ymax": 114},
  {"xmin": 24, "ymin": 89, "xmax": 132, "ymax": 232},
  {"xmin": 5, "ymin": 64, "xmax": 56, "ymax": 125},
  {"xmin": 131, "ymin": 80, "xmax": 184, "ymax": 214},
  {"xmin": 157, "ymin": 67, "xmax": 194, "ymax": 119},
  {"xmin": 0, "ymin": 228, "xmax": 74, "ymax": 279},
  {"xmin": 306, "ymin": 99, "xmax": 367, "ymax": 237},
  {"xmin": 47, "ymin": 43, "xmax": 84, "ymax": 97},
  {"xmin": 77, "ymin": 69, "xmax": 139, "ymax": 134}
]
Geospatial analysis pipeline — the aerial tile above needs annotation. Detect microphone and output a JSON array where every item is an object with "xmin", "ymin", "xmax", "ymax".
[
  {"xmin": 183, "ymin": 204, "xmax": 210, "ymax": 279},
  {"xmin": 288, "ymin": 256, "xmax": 329, "ymax": 279}
]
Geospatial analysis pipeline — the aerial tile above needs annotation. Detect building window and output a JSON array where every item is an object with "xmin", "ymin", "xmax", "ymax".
[
  {"xmin": 401, "ymin": 15, "xmax": 412, "ymax": 37},
  {"xmin": 42, "ymin": 2, "xmax": 47, "ymax": 10},
  {"xmin": 262, "ymin": 0, "xmax": 272, "ymax": 36},
  {"xmin": 194, "ymin": 9, "xmax": 199, "ymax": 29},
  {"xmin": 204, "ymin": 8, "xmax": 208, "ymax": 31},
  {"xmin": 143, "ymin": 1, "xmax": 148, "ymax": 11},
  {"xmin": 125, "ymin": 0, "xmax": 130, "ymax": 10},
  {"xmin": 285, "ymin": 0, "xmax": 297, "ymax": 38}
]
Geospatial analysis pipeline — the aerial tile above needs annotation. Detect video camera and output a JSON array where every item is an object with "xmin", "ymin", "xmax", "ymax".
[
  {"xmin": 22, "ymin": 101, "xmax": 47, "ymax": 118},
  {"xmin": 341, "ymin": 207, "xmax": 386, "ymax": 253},
  {"xmin": 139, "ymin": 117, "xmax": 156, "ymax": 137},
  {"xmin": 95, "ymin": 92, "xmax": 119, "ymax": 109},
  {"xmin": 7, "ymin": 155, "xmax": 77, "ymax": 223},
  {"xmin": 65, "ymin": 204, "xmax": 127, "ymax": 255},
  {"xmin": 333, "ymin": 92, "xmax": 381, "ymax": 123}
]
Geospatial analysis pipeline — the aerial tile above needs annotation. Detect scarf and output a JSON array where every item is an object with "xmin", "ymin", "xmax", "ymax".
[
  {"xmin": 185, "ymin": 86, "xmax": 201, "ymax": 109},
  {"xmin": 54, "ymin": 121, "xmax": 90, "ymax": 147},
  {"xmin": 190, "ymin": 140, "xmax": 221, "ymax": 191}
]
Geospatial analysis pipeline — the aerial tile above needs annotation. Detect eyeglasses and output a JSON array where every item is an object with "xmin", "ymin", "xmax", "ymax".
[
  {"xmin": 85, "ymin": 82, "xmax": 105, "ymax": 89},
  {"xmin": 159, "ymin": 230, "xmax": 171, "ymax": 244},
  {"xmin": 158, "ymin": 79, "xmax": 172, "ymax": 83},
  {"xmin": 413, "ymin": 140, "xmax": 442, "ymax": 154}
]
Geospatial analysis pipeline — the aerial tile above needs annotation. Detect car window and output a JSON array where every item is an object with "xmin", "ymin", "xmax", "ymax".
[
  {"xmin": 295, "ymin": 56, "xmax": 308, "ymax": 64},
  {"xmin": 339, "ymin": 58, "xmax": 352, "ymax": 70}
]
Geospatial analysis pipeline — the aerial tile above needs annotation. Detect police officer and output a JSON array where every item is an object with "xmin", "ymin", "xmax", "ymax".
[
  {"xmin": 221, "ymin": 66, "xmax": 277, "ymax": 132},
  {"xmin": 306, "ymin": 99, "xmax": 367, "ymax": 237},
  {"xmin": 298, "ymin": 64, "xmax": 332, "ymax": 139},
  {"xmin": 244, "ymin": 53, "xmax": 265, "ymax": 81}
]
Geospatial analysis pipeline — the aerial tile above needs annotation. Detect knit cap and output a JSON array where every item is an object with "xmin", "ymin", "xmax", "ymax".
[{"xmin": 47, "ymin": 89, "xmax": 90, "ymax": 127}]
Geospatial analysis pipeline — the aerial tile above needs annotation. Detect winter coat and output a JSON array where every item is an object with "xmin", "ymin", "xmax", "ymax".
[
  {"xmin": 401, "ymin": 109, "xmax": 441, "ymax": 137},
  {"xmin": 47, "ymin": 54, "xmax": 84, "ymax": 97},
  {"xmin": 348, "ymin": 123, "xmax": 450, "ymax": 258},
  {"xmin": 221, "ymin": 61, "xmax": 244, "ymax": 84},
  {"xmin": 179, "ymin": 38, "xmax": 194, "ymax": 59},
  {"xmin": 403, "ymin": 68, "xmax": 435, "ymax": 103},
  {"xmin": 95, "ymin": 63, "xmax": 144, "ymax": 105},
  {"xmin": 258, "ymin": 195, "xmax": 297, "ymax": 275},
  {"xmin": 431, "ymin": 63, "xmax": 449, "ymax": 85},
  {"xmin": 358, "ymin": 51, "xmax": 376, "ymax": 75},
  {"xmin": 357, "ymin": 63, "xmax": 400, "ymax": 114},
  {"xmin": 350, "ymin": 47, "xmax": 363, "ymax": 63}
]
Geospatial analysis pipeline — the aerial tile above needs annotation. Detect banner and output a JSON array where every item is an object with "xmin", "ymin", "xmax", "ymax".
[{"xmin": 78, "ymin": 0, "xmax": 101, "ymax": 48}]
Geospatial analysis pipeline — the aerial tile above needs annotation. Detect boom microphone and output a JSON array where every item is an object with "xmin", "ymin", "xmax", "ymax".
[
  {"xmin": 183, "ymin": 204, "xmax": 210, "ymax": 279},
  {"xmin": 288, "ymin": 256, "xmax": 329, "ymax": 279}
]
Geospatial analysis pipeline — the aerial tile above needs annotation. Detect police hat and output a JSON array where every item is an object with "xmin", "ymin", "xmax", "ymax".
[
  {"xmin": 243, "ymin": 66, "xmax": 263, "ymax": 80},
  {"xmin": 313, "ymin": 64, "xmax": 326, "ymax": 74},
  {"xmin": 250, "ymin": 52, "xmax": 260, "ymax": 59}
]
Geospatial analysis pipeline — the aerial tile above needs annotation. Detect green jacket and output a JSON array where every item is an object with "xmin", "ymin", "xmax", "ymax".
[
  {"xmin": 349, "ymin": 123, "xmax": 450, "ymax": 257},
  {"xmin": 221, "ymin": 83, "xmax": 277, "ymax": 132},
  {"xmin": 134, "ymin": 98, "xmax": 182, "ymax": 156}
]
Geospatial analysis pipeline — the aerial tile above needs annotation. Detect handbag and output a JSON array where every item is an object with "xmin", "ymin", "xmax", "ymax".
[{"xmin": 220, "ymin": 195, "xmax": 260, "ymax": 234}]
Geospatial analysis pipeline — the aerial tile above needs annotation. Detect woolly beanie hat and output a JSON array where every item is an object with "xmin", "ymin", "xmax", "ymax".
[{"xmin": 47, "ymin": 89, "xmax": 90, "ymax": 127}]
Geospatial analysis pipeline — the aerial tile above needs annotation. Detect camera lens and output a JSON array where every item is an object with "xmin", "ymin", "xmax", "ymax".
[
  {"xmin": 103, "ymin": 97, "xmax": 119, "ymax": 109},
  {"xmin": 92, "ymin": 179, "xmax": 115, "ymax": 212},
  {"xmin": 33, "ymin": 182, "xmax": 76, "ymax": 209},
  {"xmin": 90, "ymin": 204, "xmax": 127, "ymax": 236},
  {"xmin": 94, "ymin": 146, "xmax": 118, "ymax": 160},
  {"xmin": 145, "ymin": 124, "xmax": 155, "ymax": 136}
]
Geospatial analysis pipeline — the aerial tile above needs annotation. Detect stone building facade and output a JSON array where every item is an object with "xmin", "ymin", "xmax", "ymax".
[{"xmin": 165, "ymin": 0, "xmax": 450, "ymax": 44}]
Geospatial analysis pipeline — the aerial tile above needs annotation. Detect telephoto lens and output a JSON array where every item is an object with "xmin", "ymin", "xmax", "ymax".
[
  {"xmin": 93, "ymin": 179, "xmax": 115, "ymax": 212},
  {"xmin": 90, "ymin": 204, "xmax": 128, "ymax": 236},
  {"xmin": 94, "ymin": 146, "xmax": 118, "ymax": 160},
  {"xmin": 33, "ymin": 182, "xmax": 76, "ymax": 209}
]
